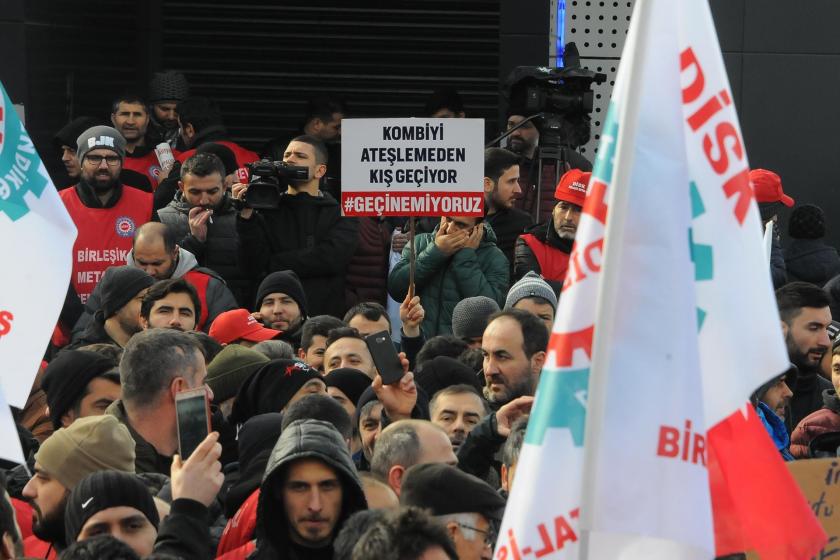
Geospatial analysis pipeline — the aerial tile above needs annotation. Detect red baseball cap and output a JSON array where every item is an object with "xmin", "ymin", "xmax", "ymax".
[
  {"xmin": 750, "ymin": 168, "xmax": 794, "ymax": 207},
  {"xmin": 554, "ymin": 169, "xmax": 590, "ymax": 206},
  {"xmin": 209, "ymin": 309, "xmax": 282, "ymax": 345}
]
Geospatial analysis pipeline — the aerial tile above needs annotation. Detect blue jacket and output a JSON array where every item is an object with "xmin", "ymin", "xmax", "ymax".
[{"xmin": 756, "ymin": 402, "xmax": 794, "ymax": 461}]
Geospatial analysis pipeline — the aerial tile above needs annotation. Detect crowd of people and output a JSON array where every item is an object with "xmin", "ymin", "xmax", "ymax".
[{"xmin": 1, "ymin": 69, "xmax": 839, "ymax": 560}]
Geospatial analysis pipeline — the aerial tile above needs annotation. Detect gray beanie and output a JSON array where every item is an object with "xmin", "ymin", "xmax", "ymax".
[
  {"xmin": 76, "ymin": 125, "xmax": 126, "ymax": 163},
  {"xmin": 451, "ymin": 296, "xmax": 500, "ymax": 340},
  {"xmin": 505, "ymin": 271, "xmax": 558, "ymax": 312}
]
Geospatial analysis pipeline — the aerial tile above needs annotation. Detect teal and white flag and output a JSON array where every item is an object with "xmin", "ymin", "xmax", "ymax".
[
  {"xmin": 494, "ymin": 0, "xmax": 825, "ymax": 558},
  {"xmin": 0, "ymin": 82, "xmax": 77, "ymax": 413}
]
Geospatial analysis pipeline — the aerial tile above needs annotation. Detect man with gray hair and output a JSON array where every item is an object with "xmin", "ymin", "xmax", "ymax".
[
  {"xmin": 107, "ymin": 328, "xmax": 213, "ymax": 474},
  {"xmin": 400, "ymin": 462, "xmax": 505, "ymax": 560},
  {"xmin": 370, "ymin": 419, "xmax": 457, "ymax": 496}
]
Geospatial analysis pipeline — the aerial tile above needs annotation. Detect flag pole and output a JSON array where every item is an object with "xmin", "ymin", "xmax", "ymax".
[
  {"xmin": 408, "ymin": 216, "xmax": 416, "ymax": 299},
  {"xmin": 578, "ymin": 0, "xmax": 658, "ymax": 548}
]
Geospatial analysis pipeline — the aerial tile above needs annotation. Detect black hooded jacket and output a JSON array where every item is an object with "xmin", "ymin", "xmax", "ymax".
[{"xmin": 249, "ymin": 419, "xmax": 367, "ymax": 559}]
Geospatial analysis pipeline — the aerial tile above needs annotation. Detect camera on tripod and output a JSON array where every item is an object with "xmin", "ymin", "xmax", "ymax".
[
  {"xmin": 242, "ymin": 159, "xmax": 309, "ymax": 209},
  {"xmin": 504, "ymin": 43, "xmax": 606, "ymax": 149}
]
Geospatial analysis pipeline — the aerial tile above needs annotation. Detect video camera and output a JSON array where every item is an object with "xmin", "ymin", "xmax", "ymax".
[
  {"xmin": 504, "ymin": 43, "xmax": 606, "ymax": 148},
  {"xmin": 241, "ymin": 159, "xmax": 309, "ymax": 210}
]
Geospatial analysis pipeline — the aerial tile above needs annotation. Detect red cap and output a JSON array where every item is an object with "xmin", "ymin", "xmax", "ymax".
[
  {"xmin": 209, "ymin": 309, "xmax": 282, "ymax": 345},
  {"xmin": 554, "ymin": 169, "xmax": 590, "ymax": 206},
  {"xmin": 750, "ymin": 169, "xmax": 793, "ymax": 207}
]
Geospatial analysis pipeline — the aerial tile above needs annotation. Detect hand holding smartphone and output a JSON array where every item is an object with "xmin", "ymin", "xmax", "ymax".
[
  {"xmin": 365, "ymin": 330, "xmax": 404, "ymax": 385},
  {"xmin": 175, "ymin": 387, "xmax": 211, "ymax": 460}
]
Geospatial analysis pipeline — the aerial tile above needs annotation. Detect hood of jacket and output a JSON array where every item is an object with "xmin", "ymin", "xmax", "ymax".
[
  {"xmin": 126, "ymin": 246, "xmax": 198, "ymax": 279},
  {"xmin": 254, "ymin": 419, "xmax": 367, "ymax": 553}
]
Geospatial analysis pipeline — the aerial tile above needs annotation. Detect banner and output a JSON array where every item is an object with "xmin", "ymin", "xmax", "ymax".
[
  {"xmin": 341, "ymin": 118, "xmax": 484, "ymax": 216},
  {"xmin": 0, "ymin": 82, "xmax": 77, "ymax": 408},
  {"xmin": 495, "ymin": 1, "xmax": 825, "ymax": 558}
]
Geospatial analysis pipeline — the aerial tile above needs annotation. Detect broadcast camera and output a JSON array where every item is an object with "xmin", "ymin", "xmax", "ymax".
[
  {"xmin": 241, "ymin": 159, "xmax": 309, "ymax": 209},
  {"xmin": 504, "ymin": 43, "xmax": 606, "ymax": 149}
]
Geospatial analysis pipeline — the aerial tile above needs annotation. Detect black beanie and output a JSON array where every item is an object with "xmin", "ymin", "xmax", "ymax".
[
  {"xmin": 415, "ymin": 355, "xmax": 484, "ymax": 397},
  {"xmin": 789, "ymin": 204, "xmax": 826, "ymax": 240},
  {"xmin": 98, "ymin": 266, "xmax": 155, "ymax": 320},
  {"xmin": 229, "ymin": 359, "xmax": 322, "ymax": 426},
  {"xmin": 65, "ymin": 470, "xmax": 159, "ymax": 545},
  {"xmin": 42, "ymin": 351, "xmax": 117, "ymax": 429},
  {"xmin": 196, "ymin": 142, "xmax": 238, "ymax": 176},
  {"xmin": 325, "ymin": 368, "xmax": 372, "ymax": 406},
  {"xmin": 254, "ymin": 271, "xmax": 308, "ymax": 318},
  {"xmin": 53, "ymin": 116, "xmax": 101, "ymax": 152},
  {"xmin": 148, "ymin": 70, "xmax": 190, "ymax": 103}
]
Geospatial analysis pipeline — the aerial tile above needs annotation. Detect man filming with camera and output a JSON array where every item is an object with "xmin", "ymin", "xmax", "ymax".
[{"xmin": 233, "ymin": 135, "xmax": 359, "ymax": 319}]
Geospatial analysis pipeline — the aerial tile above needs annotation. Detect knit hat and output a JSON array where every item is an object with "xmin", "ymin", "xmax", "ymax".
[
  {"xmin": 451, "ymin": 296, "xmax": 500, "ymax": 340},
  {"xmin": 35, "ymin": 415, "xmax": 136, "ymax": 490},
  {"xmin": 229, "ymin": 359, "xmax": 324, "ymax": 425},
  {"xmin": 505, "ymin": 271, "xmax": 558, "ymax": 312},
  {"xmin": 196, "ymin": 142, "xmax": 238, "ymax": 176},
  {"xmin": 789, "ymin": 204, "xmax": 826, "ymax": 240},
  {"xmin": 209, "ymin": 309, "xmax": 282, "ymax": 346},
  {"xmin": 97, "ymin": 266, "xmax": 155, "ymax": 320},
  {"xmin": 64, "ymin": 471, "xmax": 159, "ymax": 545},
  {"xmin": 206, "ymin": 344, "xmax": 270, "ymax": 404},
  {"xmin": 401, "ymin": 463, "xmax": 506, "ymax": 521},
  {"xmin": 554, "ymin": 169, "xmax": 589, "ymax": 206},
  {"xmin": 41, "ymin": 351, "xmax": 118, "ymax": 429},
  {"xmin": 53, "ymin": 116, "xmax": 100, "ymax": 152},
  {"xmin": 254, "ymin": 271, "xmax": 308, "ymax": 318},
  {"xmin": 76, "ymin": 126, "xmax": 126, "ymax": 163},
  {"xmin": 415, "ymin": 356, "xmax": 483, "ymax": 396},
  {"xmin": 148, "ymin": 70, "xmax": 190, "ymax": 103},
  {"xmin": 324, "ymin": 368, "xmax": 372, "ymax": 407},
  {"xmin": 750, "ymin": 169, "xmax": 794, "ymax": 206}
]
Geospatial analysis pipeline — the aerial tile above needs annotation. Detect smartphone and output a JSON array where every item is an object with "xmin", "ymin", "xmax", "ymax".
[
  {"xmin": 175, "ymin": 387, "xmax": 210, "ymax": 460},
  {"xmin": 365, "ymin": 330, "xmax": 404, "ymax": 385}
]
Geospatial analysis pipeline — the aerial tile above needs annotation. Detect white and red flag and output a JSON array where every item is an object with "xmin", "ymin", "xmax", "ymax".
[{"xmin": 495, "ymin": 0, "xmax": 826, "ymax": 558}]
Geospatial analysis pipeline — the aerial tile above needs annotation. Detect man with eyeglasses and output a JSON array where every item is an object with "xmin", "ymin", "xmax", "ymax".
[
  {"xmin": 59, "ymin": 126, "xmax": 154, "ymax": 304},
  {"xmin": 400, "ymin": 462, "xmax": 504, "ymax": 560}
]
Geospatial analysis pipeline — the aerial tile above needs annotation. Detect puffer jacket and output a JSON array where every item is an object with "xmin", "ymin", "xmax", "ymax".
[
  {"xmin": 790, "ymin": 389, "xmax": 840, "ymax": 458},
  {"xmin": 387, "ymin": 223, "xmax": 509, "ymax": 336},
  {"xmin": 249, "ymin": 419, "xmax": 367, "ymax": 559},
  {"xmin": 157, "ymin": 192, "xmax": 251, "ymax": 306},
  {"xmin": 345, "ymin": 217, "xmax": 392, "ymax": 307},
  {"xmin": 784, "ymin": 238, "xmax": 840, "ymax": 286}
]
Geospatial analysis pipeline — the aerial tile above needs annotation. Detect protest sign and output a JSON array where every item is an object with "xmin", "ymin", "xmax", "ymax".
[{"xmin": 341, "ymin": 118, "xmax": 484, "ymax": 216}]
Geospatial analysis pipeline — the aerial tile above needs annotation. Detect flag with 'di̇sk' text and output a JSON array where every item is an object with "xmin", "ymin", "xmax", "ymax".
[{"xmin": 493, "ymin": 1, "xmax": 826, "ymax": 558}]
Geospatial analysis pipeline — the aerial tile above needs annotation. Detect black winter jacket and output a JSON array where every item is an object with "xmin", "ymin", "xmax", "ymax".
[
  {"xmin": 784, "ymin": 238, "xmax": 840, "ymax": 286},
  {"xmin": 237, "ymin": 192, "xmax": 359, "ymax": 319},
  {"xmin": 158, "ymin": 192, "xmax": 252, "ymax": 306}
]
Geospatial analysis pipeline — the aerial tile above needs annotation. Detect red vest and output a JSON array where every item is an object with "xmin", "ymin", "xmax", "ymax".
[
  {"xmin": 183, "ymin": 269, "xmax": 211, "ymax": 331},
  {"xmin": 177, "ymin": 140, "xmax": 259, "ymax": 169},
  {"xmin": 123, "ymin": 149, "xmax": 163, "ymax": 190},
  {"xmin": 520, "ymin": 233, "xmax": 571, "ymax": 281},
  {"xmin": 60, "ymin": 186, "xmax": 152, "ymax": 304},
  {"xmin": 217, "ymin": 489, "xmax": 260, "ymax": 558}
]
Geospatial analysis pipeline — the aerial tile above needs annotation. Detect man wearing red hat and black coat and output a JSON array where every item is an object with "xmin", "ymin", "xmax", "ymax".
[
  {"xmin": 514, "ymin": 168, "xmax": 588, "ymax": 294},
  {"xmin": 750, "ymin": 168, "xmax": 793, "ymax": 289}
]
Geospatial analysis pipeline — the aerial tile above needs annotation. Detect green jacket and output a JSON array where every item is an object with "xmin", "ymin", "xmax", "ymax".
[{"xmin": 388, "ymin": 223, "xmax": 509, "ymax": 336}]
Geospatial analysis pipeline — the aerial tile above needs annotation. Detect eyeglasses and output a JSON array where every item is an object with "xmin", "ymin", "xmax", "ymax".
[
  {"xmin": 84, "ymin": 155, "xmax": 121, "ymax": 166},
  {"xmin": 457, "ymin": 523, "xmax": 496, "ymax": 548}
]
